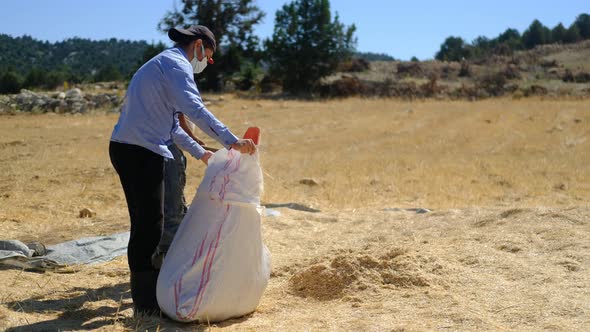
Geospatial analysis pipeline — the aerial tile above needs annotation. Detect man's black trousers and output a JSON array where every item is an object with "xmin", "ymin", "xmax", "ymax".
[{"xmin": 109, "ymin": 141, "xmax": 164, "ymax": 312}]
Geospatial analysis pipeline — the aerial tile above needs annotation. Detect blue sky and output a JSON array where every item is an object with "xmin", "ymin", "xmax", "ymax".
[{"xmin": 0, "ymin": 1, "xmax": 587, "ymax": 60}]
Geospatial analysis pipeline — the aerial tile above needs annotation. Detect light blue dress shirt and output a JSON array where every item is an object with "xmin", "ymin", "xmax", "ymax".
[{"xmin": 111, "ymin": 47, "xmax": 238, "ymax": 160}]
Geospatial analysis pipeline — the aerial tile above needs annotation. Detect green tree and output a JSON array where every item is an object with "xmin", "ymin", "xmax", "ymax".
[
  {"xmin": 45, "ymin": 70, "xmax": 68, "ymax": 89},
  {"xmin": 574, "ymin": 13, "xmax": 590, "ymax": 39},
  {"xmin": 158, "ymin": 0, "xmax": 265, "ymax": 91},
  {"xmin": 264, "ymin": 0, "xmax": 356, "ymax": 93},
  {"xmin": 564, "ymin": 24, "xmax": 582, "ymax": 43},
  {"xmin": 435, "ymin": 36, "xmax": 471, "ymax": 61},
  {"xmin": 497, "ymin": 28, "xmax": 522, "ymax": 50},
  {"xmin": 471, "ymin": 36, "xmax": 493, "ymax": 57},
  {"xmin": 0, "ymin": 34, "xmax": 149, "ymax": 84},
  {"xmin": 0, "ymin": 71, "xmax": 22, "ymax": 94},
  {"xmin": 141, "ymin": 42, "xmax": 168, "ymax": 64},
  {"xmin": 129, "ymin": 41, "xmax": 168, "ymax": 78},
  {"xmin": 551, "ymin": 23, "xmax": 567, "ymax": 43},
  {"xmin": 522, "ymin": 19, "xmax": 550, "ymax": 48},
  {"xmin": 498, "ymin": 28, "xmax": 520, "ymax": 43},
  {"xmin": 233, "ymin": 62, "xmax": 263, "ymax": 90},
  {"xmin": 23, "ymin": 67, "xmax": 48, "ymax": 89},
  {"xmin": 356, "ymin": 51, "xmax": 395, "ymax": 61},
  {"xmin": 94, "ymin": 64, "xmax": 123, "ymax": 82},
  {"xmin": 472, "ymin": 36, "xmax": 491, "ymax": 49},
  {"xmin": 491, "ymin": 28, "xmax": 522, "ymax": 54}
]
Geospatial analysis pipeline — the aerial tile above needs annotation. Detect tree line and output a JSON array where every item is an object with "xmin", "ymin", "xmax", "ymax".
[
  {"xmin": 1, "ymin": 1, "xmax": 589, "ymax": 95},
  {"xmin": 1, "ymin": 0, "xmax": 358, "ymax": 95},
  {"xmin": 0, "ymin": 34, "xmax": 161, "ymax": 94},
  {"xmin": 436, "ymin": 13, "xmax": 590, "ymax": 61}
]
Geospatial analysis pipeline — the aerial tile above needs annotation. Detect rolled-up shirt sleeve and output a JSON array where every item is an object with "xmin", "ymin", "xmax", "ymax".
[
  {"xmin": 164, "ymin": 64, "xmax": 239, "ymax": 149},
  {"xmin": 171, "ymin": 113, "xmax": 206, "ymax": 159}
]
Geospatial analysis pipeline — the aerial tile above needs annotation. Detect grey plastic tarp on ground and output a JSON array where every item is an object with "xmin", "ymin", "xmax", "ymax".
[{"xmin": 0, "ymin": 232, "xmax": 129, "ymax": 270}]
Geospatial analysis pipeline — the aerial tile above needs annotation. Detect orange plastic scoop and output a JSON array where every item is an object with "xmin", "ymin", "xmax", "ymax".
[{"xmin": 243, "ymin": 127, "xmax": 261, "ymax": 145}]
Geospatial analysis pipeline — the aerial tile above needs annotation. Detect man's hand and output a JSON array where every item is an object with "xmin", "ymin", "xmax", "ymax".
[
  {"xmin": 200, "ymin": 151, "xmax": 214, "ymax": 165},
  {"xmin": 230, "ymin": 139, "xmax": 256, "ymax": 155}
]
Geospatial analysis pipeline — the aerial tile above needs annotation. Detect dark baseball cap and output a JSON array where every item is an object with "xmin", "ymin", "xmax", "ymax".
[{"xmin": 168, "ymin": 25, "xmax": 216, "ymax": 52}]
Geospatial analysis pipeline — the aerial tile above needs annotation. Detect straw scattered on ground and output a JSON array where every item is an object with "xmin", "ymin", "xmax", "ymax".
[{"xmin": 0, "ymin": 97, "xmax": 589, "ymax": 331}]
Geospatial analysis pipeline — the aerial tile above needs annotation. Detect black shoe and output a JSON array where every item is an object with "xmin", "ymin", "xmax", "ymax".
[
  {"xmin": 130, "ymin": 270, "xmax": 160, "ymax": 315},
  {"xmin": 133, "ymin": 306, "xmax": 161, "ymax": 317}
]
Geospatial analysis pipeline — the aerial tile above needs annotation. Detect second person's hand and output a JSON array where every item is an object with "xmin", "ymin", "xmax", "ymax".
[
  {"xmin": 200, "ymin": 150, "xmax": 214, "ymax": 165},
  {"xmin": 230, "ymin": 139, "xmax": 256, "ymax": 155}
]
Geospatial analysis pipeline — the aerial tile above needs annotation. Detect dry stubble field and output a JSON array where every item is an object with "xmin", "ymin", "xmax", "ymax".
[{"xmin": 0, "ymin": 96, "xmax": 589, "ymax": 331}]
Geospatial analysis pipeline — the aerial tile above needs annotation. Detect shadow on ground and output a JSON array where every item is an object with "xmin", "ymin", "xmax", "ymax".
[
  {"xmin": 5, "ymin": 281, "xmax": 256, "ymax": 331},
  {"xmin": 5, "ymin": 282, "xmax": 131, "ymax": 331}
]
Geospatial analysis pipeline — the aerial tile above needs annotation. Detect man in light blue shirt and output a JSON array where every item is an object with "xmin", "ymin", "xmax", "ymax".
[{"xmin": 109, "ymin": 25, "xmax": 256, "ymax": 316}]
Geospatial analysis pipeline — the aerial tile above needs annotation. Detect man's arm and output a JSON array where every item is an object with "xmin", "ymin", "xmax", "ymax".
[
  {"xmin": 164, "ymin": 65, "xmax": 238, "ymax": 148},
  {"xmin": 178, "ymin": 113, "xmax": 204, "ymax": 145},
  {"xmin": 179, "ymin": 114, "xmax": 219, "ymax": 152},
  {"xmin": 170, "ymin": 114, "xmax": 206, "ymax": 160},
  {"xmin": 164, "ymin": 60, "xmax": 256, "ymax": 155}
]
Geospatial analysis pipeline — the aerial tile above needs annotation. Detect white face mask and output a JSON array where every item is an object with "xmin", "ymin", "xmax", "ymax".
[{"xmin": 191, "ymin": 43, "xmax": 208, "ymax": 74}]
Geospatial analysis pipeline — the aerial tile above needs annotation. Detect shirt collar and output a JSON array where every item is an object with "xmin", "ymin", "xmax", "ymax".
[{"xmin": 176, "ymin": 46, "xmax": 190, "ymax": 62}]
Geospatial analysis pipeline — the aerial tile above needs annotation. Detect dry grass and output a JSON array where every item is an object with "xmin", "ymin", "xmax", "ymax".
[
  {"xmin": 543, "ymin": 41, "xmax": 590, "ymax": 71},
  {"xmin": 0, "ymin": 96, "xmax": 589, "ymax": 331}
]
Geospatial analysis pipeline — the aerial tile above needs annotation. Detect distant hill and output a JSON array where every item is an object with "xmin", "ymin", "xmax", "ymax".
[
  {"xmin": 0, "ymin": 34, "xmax": 150, "ymax": 79},
  {"xmin": 321, "ymin": 40, "xmax": 590, "ymax": 99},
  {"xmin": 355, "ymin": 51, "xmax": 396, "ymax": 61}
]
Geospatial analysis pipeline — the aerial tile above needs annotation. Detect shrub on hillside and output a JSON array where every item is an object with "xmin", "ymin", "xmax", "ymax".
[
  {"xmin": 477, "ymin": 72, "xmax": 508, "ymax": 96},
  {"xmin": 396, "ymin": 62, "xmax": 423, "ymax": 77},
  {"xmin": 420, "ymin": 75, "xmax": 443, "ymax": 97},
  {"xmin": 386, "ymin": 81, "xmax": 420, "ymax": 98},
  {"xmin": 440, "ymin": 64, "xmax": 460, "ymax": 79},
  {"xmin": 540, "ymin": 59, "xmax": 559, "ymax": 68},
  {"xmin": 361, "ymin": 79, "xmax": 394, "ymax": 97},
  {"xmin": 258, "ymin": 75, "xmax": 282, "ymax": 93},
  {"xmin": 574, "ymin": 71, "xmax": 590, "ymax": 83},
  {"xmin": 359, "ymin": 79, "xmax": 412, "ymax": 98},
  {"xmin": 524, "ymin": 85, "xmax": 548, "ymax": 96},
  {"xmin": 563, "ymin": 69, "xmax": 575, "ymax": 82},
  {"xmin": 492, "ymin": 43, "xmax": 514, "ymax": 56},
  {"xmin": 503, "ymin": 83, "xmax": 520, "ymax": 94},
  {"xmin": 450, "ymin": 84, "xmax": 480, "ymax": 99},
  {"xmin": 562, "ymin": 69, "xmax": 590, "ymax": 83},
  {"xmin": 319, "ymin": 76, "xmax": 365, "ymax": 98},
  {"xmin": 339, "ymin": 58, "xmax": 370, "ymax": 72},
  {"xmin": 503, "ymin": 64, "xmax": 522, "ymax": 79},
  {"xmin": 458, "ymin": 61, "xmax": 471, "ymax": 77}
]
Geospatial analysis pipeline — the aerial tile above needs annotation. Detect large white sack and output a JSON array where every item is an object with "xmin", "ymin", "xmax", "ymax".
[{"xmin": 157, "ymin": 148, "xmax": 270, "ymax": 323}]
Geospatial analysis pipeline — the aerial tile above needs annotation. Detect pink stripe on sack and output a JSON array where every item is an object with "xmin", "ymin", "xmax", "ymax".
[
  {"xmin": 218, "ymin": 157, "xmax": 241, "ymax": 201},
  {"xmin": 184, "ymin": 205, "xmax": 230, "ymax": 319},
  {"xmin": 174, "ymin": 149, "xmax": 243, "ymax": 320},
  {"xmin": 192, "ymin": 205, "xmax": 231, "ymax": 315},
  {"xmin": 193, "ymin": 232, "xmax": 208, "ymax": 266},
  {"xmin": 174, "ymin": 277, "xmax": 180, "ymax": 311},
  {"xmin": 174, "ymin": 233, "xmax": 208, "ymax": 320},
  {"xmin": 208, "ymin": 149, "xmax": 236, "ymax": 194},
  {"xmin": 218, "ymin": 175, "xmax": 230, "ymax": 200},
  {"xmin": 184, "ymin": 238, "xmax": 216, "ymax": 319}
]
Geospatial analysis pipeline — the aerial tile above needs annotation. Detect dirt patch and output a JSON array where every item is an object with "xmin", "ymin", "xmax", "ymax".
[{"xmin": 288, "ymin": 248, "xmax": 442, "ymax": 300}]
